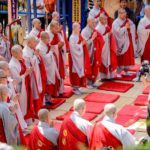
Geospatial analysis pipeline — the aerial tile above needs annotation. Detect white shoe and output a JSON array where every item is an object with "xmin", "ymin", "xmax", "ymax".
[
  {"xmin": 73, "ymin": 89, "xmax": 82, "ymax": 95},
  {"xmin": 125, "ymin": 72, "xmax": 133, "ymax": 76},
  {"xmin": 117, "ymin": 74, "xmax": 122, "ymax": 78},
  {"xmin": 87, "ymin": 85, "xmax": 94, "ymax": 89}
]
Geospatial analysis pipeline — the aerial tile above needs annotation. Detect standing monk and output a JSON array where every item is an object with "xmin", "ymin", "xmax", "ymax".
[
  {"xmin": 0, "ymin": 84, "xmax": 20, "ymax": 145},
  {"xmin": 23, "ymin": 36, "xmax": 45, "ymax": 114},
  {"xmin": 96, "ymin": 14, "xmax": 117, "ymax": 80},
  {"xmin": 137, "ymin": 6, "xmax": 150, "ymax": 62},
  {"xmin": 112, "ymin": 8, "xmax": 136, "ymax": 77},
  {"xmin": 9, "ymin": 45, "xmax": 34, "ymax": 121},
  {"xmin": 89, "ymin": 0, "xmax": 113, "ymax": 26},
  {"xmin": 69, "ymin": 22, "xmax": 91, "ymax": 94},
  {"xmin": 48, "ymin": 21, "xmax": 66, "ymax": 94},
  {"xmin": 29, "ymin": 18, "xmax": 44, "ymax": 41},
  {"xmin": 81, "ymin": 17, "xmax": 104, "ymax": 88},
  {"xmin": 37, "ymin": 32, "xmax": 61, "ymax": 100},
  {"xmin": 58, "ymin": 99, "xmax": 92, "ymax": 150}
]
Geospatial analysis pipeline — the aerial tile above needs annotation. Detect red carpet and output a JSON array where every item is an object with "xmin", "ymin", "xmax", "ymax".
[
  {"xmin": 98, "ymin": 82, "xmax": 134, "ymax": 93},
  {"xmin": 56, "ymin": 111, "xmax": 97, "ymax": 121},
  {"xmin": 64, "ymin": 77, "xmax": 71, "ymax": 86},
  {"xmin": 134, "ymin": 95, "xmax": 148, "ymax": 106},
  {"xmin": 115, "ymin": 73, "xmax": 136, "ymax": 81},
  {"xmin": 84, "ymin": 92, "xmax": 120, "ymax": 103},
  {"xmin": 115, "ymin": 115, "xmax": 139, "ymax": 127},
  {"xmin": 70, "ymin": 102, "xmax": 106, "ymax": 114},
  {"xmin": 44, "ymin": 98, "xmax": 66, "ymax": 109},
  {"xmin": 117, "ymin": 105, "xmax": 147, "ymax": 119},
  {"xmin": 61, "ymin": 86, "xmax": 73, "ymax": 98},
  {"xmin": 128, "ymin": 64, "xmax": 140, "ymax": 72},
  {"xmin": 143, "ymin": 86, "xmax": 150, "ymax": 94}
]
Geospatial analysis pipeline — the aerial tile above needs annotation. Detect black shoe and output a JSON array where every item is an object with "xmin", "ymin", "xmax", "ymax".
[{"xmin": 45, "ymin": 101, "xmax": 54, "ymax": 106}]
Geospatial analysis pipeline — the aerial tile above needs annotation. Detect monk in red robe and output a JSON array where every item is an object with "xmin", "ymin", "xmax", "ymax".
[
  {"xmin": 96, "ymin": 14, "xmax": 117, "ymax": 80},
  {"xmin": 28, "ymin": 109, "xmax": 58, "ymax": 150},
  {"xmin": 90, "ymin": 104, "xmax": 135, "ymax": 150},
  {"xmin": 37, "ymin": 31, "xmax": 61, "ymax": 101},
  {"xmin": 29, "ymin": 18, "xmax": 44, "ymax": 41},
  {"xmin": 89, "ymin": 0, "xmax": 114, "ymax": 27},
  {"xmin": 0, "ymin": 84, "xmax": 20, "ymax": 145},
  {"xmin": 69, "ymin": 22, "xmax": 91, "ymax": 94},
  {"xmin": 58, "ymin": 99, "xmax": 92, "ymax": 150},
  {"xmin": 81, "ymin": 17, "xmax": 104, "ymax": 88},
  {"xmin": 9, "ymin": 45, "xmax": 34, "ymax": 121},
  {"xmin": 48, "ymin": 21, "xmax": 66, "ymax": 95},
  {"xmin": 112, "ymin": 8, "xmax": 136, "ymax": 77},
  {"xmin": 138, "ymin": 6, "xmax": 150, "ymax": 62}
]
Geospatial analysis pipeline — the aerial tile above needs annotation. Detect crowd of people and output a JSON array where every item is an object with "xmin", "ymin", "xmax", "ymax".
[{"xmin": 0, "ymin": 0, "xmax": 150, "ymax": 149}]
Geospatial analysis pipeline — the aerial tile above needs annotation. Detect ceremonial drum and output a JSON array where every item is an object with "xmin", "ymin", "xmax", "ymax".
[
  {"xmin": 18, "ymin": 27, "xmax": 25, "ymax": 45},
  {"xmin": 11, "ymin": 25, "xmax": 25, "ymax": 45}
]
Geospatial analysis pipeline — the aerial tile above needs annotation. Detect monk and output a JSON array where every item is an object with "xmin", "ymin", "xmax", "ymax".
[
  {"xmin": 47, "ymin": 11, "xmax": 69, "ymax": 51},
  {"xmin": 29, "ymin": 109, "xmax": 59, "ymax": 150},
  {"xmin": 58, "ymin": 99, "xmax": 92, "ymax": 150},
  {"xmin": 112, "ymin": 8, "xmax": 136, "ymax": 77},
  {"xmin": 89, "ymin": 0, "xmax": 113, "ymax": 26},
  {"xmin": 0, "ymin": 61, "xmax": 28, "ymax": 130},
  {"xmin": 0, "ymin": 35, "xmax": 11, "ymax": 62},
  {"xmin": 37, "ymin": 32, "xmax": 61, "ymax": 100},
  {"xmin": 81, "ymin": 17, "xmax": 104, "ymax": 88},
  {"xmin": 9, "ymin": 45, "xmax": 34, "ymax": 121},
  {"xmin": 69, "ymin": 22, "xmax": 91, "ymax": 94},
  {"xmin": 29, "ymin": 18, "xmax": 44, "ymax": 41},
  {"xmin": 48, "ymin": 21, "xmax": 66, "ymax": 94},
  {"xmin": 137, "ymin": 6, "xmax": 150, "ymax": 62},
  {"xmin": 96, "ymin": 14, "xmax": 118, "ymax": 80},
  {"xmin": 23, "ymin": 35, "xmax": 46, "ymax": 113},
  {"xmin": 0, "ymin": 84, "xmax": 20, "ymax": 145},
  {"xmin": 90, "ymin": 104, "xmax": 136, "ymax": 150}
]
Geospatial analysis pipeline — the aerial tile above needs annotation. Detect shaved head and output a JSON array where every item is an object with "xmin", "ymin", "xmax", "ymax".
[
  {"xmin": 144, "ymin": 6, "xmax": 150, "ymax": 19},
  {"xmin": 52, "ymin": 11, "xmax": 59, "ymax": 18},
  {"xmin": 0, "ymin": 61, "xmax": 9, "ymax": 70},
  {"xmin": 104, "ymin": 104, "xmax": 117, "ymax": 117},
  {"xmin": 38, "ymin": 109, "xmax": 50, "ymax": 122},
  {"xmin": 73, "ymin": 99, "xmax": 85, "ymax": 112},
  {"xmin": 11, "ymin": 44, "xmax": 22, "ymax": 54},
  {"xmin": 0, "ymin": 55, "xmax": 5, "ymax": 61},
  {"xmin": 32, "ymin": 18, "xmax": 41, "ymax": 26}
]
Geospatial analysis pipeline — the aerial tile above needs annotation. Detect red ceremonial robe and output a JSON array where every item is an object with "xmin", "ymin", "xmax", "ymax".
[
  {"xmin": 0, "ymin": 118, "xmax": 6, "ymax": 143},
  {"xmin": 95, "ymin": 8, "xmax": 114, "ymax": 28},
  {"xmin": 100, "ymin": 26, "xmax": 118, "ymax": 74},
  {"xmin": 141, "ymin": 24, "xmax": 150, "ymax": 62},
  {"xmin": 37, "ymin": 29, "xmax": 45, "ymax": 39},
  {"xmin": 90, "ymin": 123, "xmax": 122, "ymax": 150},
  {"xmin": 51, "ymin": 33, "xmax": 65, "ymax": 80},
  {"xmin": 38, "ymin": 54, "xmax": 47, "ymax": 107},
  {"xmin": 58, "ymin": 118, "xmax": 88, "ymax": 150},
  {"xmin": 69, "ymin": 34, "xmax": 91, "ymax": 87},
  {"xmin": 28, "ymin": 126, "xmax": 56, "ymax": 150},
  {"xmin": 117, "ymin": 19, "xmax": 135, "ymax": 66},
  {"xmin": 87, "ymin": 30, "xmax": 105, "ymax": 82},
  {"xmin": 19, "ymin": 59, "xmax": 34, "ymax": 119}
]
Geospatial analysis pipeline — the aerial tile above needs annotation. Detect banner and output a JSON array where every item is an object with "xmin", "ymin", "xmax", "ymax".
[
  {"xmin": 8, "ymin": 0, "xmax": 17, "ymax": 24},
  {"xmin": 72, "ymin": 0, "xmax": 81, "ymax": 23}
]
